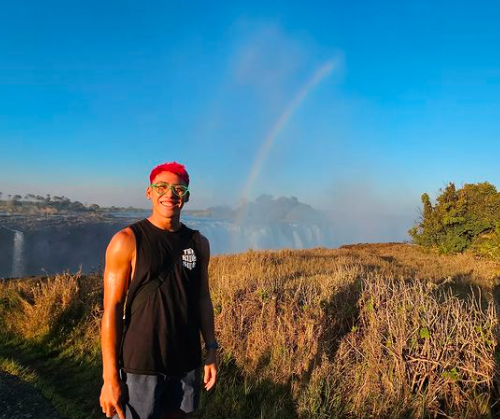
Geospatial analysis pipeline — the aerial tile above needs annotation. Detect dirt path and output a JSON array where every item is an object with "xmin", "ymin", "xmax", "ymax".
[{"xmin": 0, "ymin": 371, "xmax": 63, "ymax": 419}]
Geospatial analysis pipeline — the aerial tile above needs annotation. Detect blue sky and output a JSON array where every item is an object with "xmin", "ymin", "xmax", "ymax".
[{"xmin": 1, "ymin": 0, "xmax": 499, "ymax": 227}]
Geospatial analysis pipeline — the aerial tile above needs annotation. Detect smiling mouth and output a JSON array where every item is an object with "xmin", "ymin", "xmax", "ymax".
[{"xmin": 160, "ymin": 201, "xmax": 178, "ymax": 208}]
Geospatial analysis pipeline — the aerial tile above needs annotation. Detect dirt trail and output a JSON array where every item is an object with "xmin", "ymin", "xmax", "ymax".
[{"xmin": 0, "ymin": 371, "xmax": 63, "ymax": 419}]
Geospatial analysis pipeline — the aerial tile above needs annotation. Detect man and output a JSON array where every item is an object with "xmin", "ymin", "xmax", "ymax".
[{"xmin": 100, "ymin": 162, "xmax": 217, "ymax": 419}]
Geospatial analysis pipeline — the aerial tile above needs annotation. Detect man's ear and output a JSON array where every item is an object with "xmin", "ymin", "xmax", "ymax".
[
  {"xmin": 146, "ymin": 186, "xmax": 153, "ymax": 200},
  {"xmin": 183, "ymin": 191, "xmax": 190, "ymax": 203}
]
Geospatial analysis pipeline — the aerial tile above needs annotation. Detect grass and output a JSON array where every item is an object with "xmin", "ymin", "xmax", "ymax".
[{"xmin": 1, "ymin": 243, "xmax": 500, "ymax": 418}]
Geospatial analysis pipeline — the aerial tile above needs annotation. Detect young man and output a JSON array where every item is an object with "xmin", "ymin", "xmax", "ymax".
[{"xmin": 100, "ymin": 162, "xmax": 217, "ymax": 419}]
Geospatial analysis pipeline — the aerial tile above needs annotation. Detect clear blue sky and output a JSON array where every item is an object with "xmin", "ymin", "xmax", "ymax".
[{"xmin": 1, "ymin": 0, "xmax": 499, "ymax": 220}]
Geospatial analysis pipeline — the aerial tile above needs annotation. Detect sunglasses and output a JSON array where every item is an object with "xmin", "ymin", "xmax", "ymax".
[{"xmin": 150, "ymin": 183, "xmax": 189, "ymax": 198}]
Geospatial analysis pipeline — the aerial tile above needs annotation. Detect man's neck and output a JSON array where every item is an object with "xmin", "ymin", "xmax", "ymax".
[{"xmin": 147, "ymin": 214, "xmax": 182, "ymax": 232}]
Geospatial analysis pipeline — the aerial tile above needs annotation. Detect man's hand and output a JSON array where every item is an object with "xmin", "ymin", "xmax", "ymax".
[
  {"xmin": 100, "ymin": 379, "xmax": 126, "ymax": 419},
  {"xmin": 203, "ymin": 349, "xmax": 218, "ymax": 391}
]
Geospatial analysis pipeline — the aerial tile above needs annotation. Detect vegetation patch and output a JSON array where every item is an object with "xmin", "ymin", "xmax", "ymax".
[
  {"xmin": 409, "ymin": 182, "xmax": 500, "ymax": 256},
  {"xmin": 1, "ymin": 244, "xmax": 500, "ymax": 418}
]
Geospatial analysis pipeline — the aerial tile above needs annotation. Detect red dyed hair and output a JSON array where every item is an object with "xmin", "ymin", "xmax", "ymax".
[{"xmin": 149, "ymin": 162, "xmax": 190, "ymax": 185}]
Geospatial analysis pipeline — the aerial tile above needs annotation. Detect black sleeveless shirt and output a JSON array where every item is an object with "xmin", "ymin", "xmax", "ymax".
[{"xmin": 121, "ymin": 219, "xmax": 202, "ymax": 375}]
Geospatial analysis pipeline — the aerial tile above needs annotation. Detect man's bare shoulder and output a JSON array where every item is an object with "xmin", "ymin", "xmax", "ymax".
[{"xmin": 106, "ymin": 227, "xmax": 135, "ymax": 260}]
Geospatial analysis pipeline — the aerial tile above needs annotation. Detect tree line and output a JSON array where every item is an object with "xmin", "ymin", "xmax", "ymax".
[
  {"xmin": 0, "ymin": 192, "xmax": 101, "ymax": 213},
  {"xmin": 409, "ymin": 182, "xmax": 500, "ymax": 257}
]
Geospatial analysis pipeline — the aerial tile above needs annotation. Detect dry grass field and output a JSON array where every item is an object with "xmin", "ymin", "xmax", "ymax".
[{"xmin": 1, "ymin": 243, "xmax": 500, "ymax": 418}]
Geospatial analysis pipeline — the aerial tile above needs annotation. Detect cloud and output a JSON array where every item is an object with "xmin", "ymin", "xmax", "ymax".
[
  {"xmin": 231, "ymin": 23, "xmax": 306, "ymax": 96},
  {"xmin": 228, "ymin": 20, "xmax": 343, "ymax": 110},
  {"xmin": 315, "ymin": 180, "xmax": 420, "ymax": 244}
]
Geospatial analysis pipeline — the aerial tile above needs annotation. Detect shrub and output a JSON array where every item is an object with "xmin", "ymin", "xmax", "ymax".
[
  {"xmin": 409, "ymin": 182, "xmax": 500, "ymax": 255},
  {"xmin": 333, "ymin": 272, "xmax": 497, "ymax": 418}
]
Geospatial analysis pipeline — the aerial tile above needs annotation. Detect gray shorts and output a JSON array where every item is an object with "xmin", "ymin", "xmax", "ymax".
[{"xmin": 113, "ymin": 369, "xmax": 200, "ymax": 419}]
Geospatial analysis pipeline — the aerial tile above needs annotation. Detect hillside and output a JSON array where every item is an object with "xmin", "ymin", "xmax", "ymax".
[{"xmin": 1, "ymin": 244, "xmax": 500, "ymax": 418}]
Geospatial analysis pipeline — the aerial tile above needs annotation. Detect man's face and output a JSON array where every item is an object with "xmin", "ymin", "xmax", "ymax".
[{"xmin": 146, "ymin": 171, "xmax": 189, "ymax": 218}]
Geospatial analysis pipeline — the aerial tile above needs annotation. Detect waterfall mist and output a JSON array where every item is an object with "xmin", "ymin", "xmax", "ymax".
[{"xmin": 11, "ymin": 230, "xmax": 24, "ymax": 277}]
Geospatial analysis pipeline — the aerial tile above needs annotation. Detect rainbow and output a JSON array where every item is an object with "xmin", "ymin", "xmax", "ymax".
[{"xmin": 235, "ymin": 59, "xmax": 337, "ymax": 228}]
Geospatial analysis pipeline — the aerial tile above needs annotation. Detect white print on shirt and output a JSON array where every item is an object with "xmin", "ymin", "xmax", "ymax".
[{"xmin": 182, "ymin": 248, "xmax": 197, "ymax": 270}]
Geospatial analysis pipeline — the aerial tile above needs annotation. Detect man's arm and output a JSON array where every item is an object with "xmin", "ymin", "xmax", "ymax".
[
  {"xmin": 99, "ymin": 228, "xmax": 135, "ymax": 419},
  {"xmin": 197, "ymin": 233, "xmax": 217, "ymax": 391}
]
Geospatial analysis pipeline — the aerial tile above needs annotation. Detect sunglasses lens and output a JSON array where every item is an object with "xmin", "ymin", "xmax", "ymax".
[{"xmin": 173, "ymin": 186, "xmax": 188, "ymax": 197}]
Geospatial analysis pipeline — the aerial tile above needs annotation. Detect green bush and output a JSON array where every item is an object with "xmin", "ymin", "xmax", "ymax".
[{"xmin": 409, "ymin": 182, "xmax": 500, "ymax": 255}]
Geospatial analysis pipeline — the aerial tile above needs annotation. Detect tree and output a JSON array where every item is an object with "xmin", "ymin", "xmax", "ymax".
[
  {"xmin": 11, "ymin": 194, "xmax": 22, "ymax": 207},
  {"xmin": 72, "ymin": 201, "xmax": 86, "ymax": 211},
  {"xmin": 409, "ymin": 182, "xmax": 500, "ymax": 255}
]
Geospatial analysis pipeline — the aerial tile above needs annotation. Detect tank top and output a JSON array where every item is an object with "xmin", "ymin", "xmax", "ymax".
[{"xmin": 120, "ymin": 219, "xmax": 202, "ymax": 375}]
